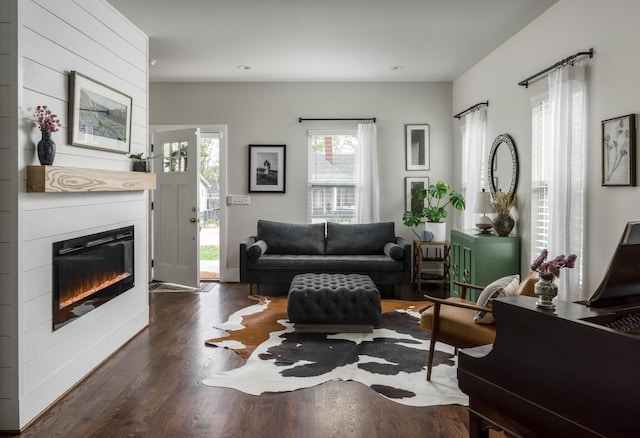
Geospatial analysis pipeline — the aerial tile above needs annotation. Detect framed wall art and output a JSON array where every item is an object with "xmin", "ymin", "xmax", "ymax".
[
  {"xmin": 602, "ymin": 114, "xmax": 636, "ymax": 186},
  {"xmin": 406, "ymin": 124, "xmax": 430, "ymax": 170},
  {"xmin": 68, "ymin": 71, "xmax": 132, "ymax": 154},
  {"xmin": 405, "ymin": 177, "xmax": 429, "ymax": 217},
  {"xmin": 249, "ymin": 144, "xmax": 286, "ymax": 193}
]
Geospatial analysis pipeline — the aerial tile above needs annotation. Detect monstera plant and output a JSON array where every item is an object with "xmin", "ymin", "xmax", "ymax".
[{"xmin": 402, "ymin": 181, "xmax": 465, "ymax": 239}]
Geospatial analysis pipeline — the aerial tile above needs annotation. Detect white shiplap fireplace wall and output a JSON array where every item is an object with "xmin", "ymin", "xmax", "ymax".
[{"xmin": 0, "ymin": 0, "xmax": 150, "ymax": 430}]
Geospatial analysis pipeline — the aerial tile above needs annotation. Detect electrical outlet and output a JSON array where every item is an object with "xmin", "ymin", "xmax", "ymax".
[{"xmin": 230, "ymin": 195, "xmax": 250, "ymax": 205}]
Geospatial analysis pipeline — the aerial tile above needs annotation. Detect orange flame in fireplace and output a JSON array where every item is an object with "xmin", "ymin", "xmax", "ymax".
[{"xmin": 58, "ymin": 273, "xmax": 131, "ymax": 309}]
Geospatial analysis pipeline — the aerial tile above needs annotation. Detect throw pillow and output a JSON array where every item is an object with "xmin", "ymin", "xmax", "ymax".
[
  {"xmin": 474, "ymin": 274, "xmax": 520, "ymax": 324},
  {"xmin": 383, "ymin": 242, "xmax": 404, "ymax": 260},
  {"xmin": 247, "ymin": 240, "xmax": 267, "ymax": 260}
]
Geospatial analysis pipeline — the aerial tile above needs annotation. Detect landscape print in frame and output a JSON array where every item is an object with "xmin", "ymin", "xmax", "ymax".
[{"xmin": 68, "ymin": 71, "xmax": 132, "ymax": 154}]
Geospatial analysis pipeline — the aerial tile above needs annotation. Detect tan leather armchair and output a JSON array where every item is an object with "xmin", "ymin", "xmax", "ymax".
[{"xmin": 420, "ymin": 272, "xmax": 538, "ymax": 380}]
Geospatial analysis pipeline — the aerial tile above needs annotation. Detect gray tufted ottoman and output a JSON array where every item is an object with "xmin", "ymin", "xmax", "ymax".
[{"xmin": 287, "ymin": 273, "xmax": 382, "ymax": 333}]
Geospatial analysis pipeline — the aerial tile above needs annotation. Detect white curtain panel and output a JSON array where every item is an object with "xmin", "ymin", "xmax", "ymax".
[
  {"xmin": 461, "ymin": 107, "xmax": 487, "ymax": 230},
  {"xmin": 355, "ymin": 121, "xmax": 379, "ymax": 224},
  {"xmin": 547, "ymin": 62, "xmax": 586, "ymax": 300}
]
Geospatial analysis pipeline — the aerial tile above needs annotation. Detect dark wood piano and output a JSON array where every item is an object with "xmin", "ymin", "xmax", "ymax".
[{"xmin": 458, "ymin": 222, "xmax": 640, "ymax": 438}]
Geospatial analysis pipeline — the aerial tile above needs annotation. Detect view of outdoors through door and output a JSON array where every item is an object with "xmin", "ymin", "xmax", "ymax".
[{"xmin": 199, "ymin": 133, "xmax": 220, "ymax": 281}]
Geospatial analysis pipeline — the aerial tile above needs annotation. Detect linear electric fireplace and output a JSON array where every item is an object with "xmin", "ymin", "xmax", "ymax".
[{"xmin": 53, "ymin": 226, "xmax": 134, "ymax": 330}]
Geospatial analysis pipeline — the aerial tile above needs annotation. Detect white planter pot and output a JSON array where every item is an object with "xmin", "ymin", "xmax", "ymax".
[{"xmin": 424, "ymin": 222, "xmax": 447, "ymax": 242}]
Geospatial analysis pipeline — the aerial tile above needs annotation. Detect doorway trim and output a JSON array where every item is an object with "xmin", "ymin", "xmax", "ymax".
[{"xmin": 149, "ymin": 124, "xmax": 229, "ymax": 282}]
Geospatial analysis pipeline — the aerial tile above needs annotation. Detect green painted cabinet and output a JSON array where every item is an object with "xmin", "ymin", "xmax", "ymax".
[{"xmin": 450, "ymin": 229, "xmax": 520, "ymax": 301}]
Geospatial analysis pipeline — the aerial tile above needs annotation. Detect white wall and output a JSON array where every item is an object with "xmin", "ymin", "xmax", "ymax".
[
  {"xmin": 453, "ymin": 0, "xmax": 640, "ymax": 296},
  {"xmin": 0, "ymin": 0, "xmax": 150, "ymax": 430},
  {"xmin": 150, "ymin": 81, "xmax": 454, "ymax": 280}
]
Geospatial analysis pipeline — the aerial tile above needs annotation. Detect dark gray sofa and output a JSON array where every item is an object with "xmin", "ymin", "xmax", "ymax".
[{"xmin": 239, "ymin": 220, "xmax": 411, "ymax": 296}]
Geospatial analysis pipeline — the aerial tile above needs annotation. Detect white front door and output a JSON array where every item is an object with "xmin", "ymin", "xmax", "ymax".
[{"xmin": 152, "ymin": 128, "xmax": 200, "ymax": 288}]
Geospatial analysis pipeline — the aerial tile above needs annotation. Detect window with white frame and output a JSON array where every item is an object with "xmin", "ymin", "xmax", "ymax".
[
  {"xmin": 308, "ymin": 130, "xmax": 358, "ymax": 224},
  {"xmin": 528, "ymin": 61, "xmax": 588, "ymax": 301},
  {"xmin": 530, "ymin": 85, "xmax": 586, "ymax": 297},
  {"xmin": 530, "ymin": 95, "xmax": 550, "ymax": 258}
]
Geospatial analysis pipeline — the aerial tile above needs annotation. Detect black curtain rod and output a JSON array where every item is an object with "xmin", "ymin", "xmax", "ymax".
[
  {"xmin": 453, "ymin": 101, "xmax": 489, "ymax": 119},
  {"xmin": 518, "ymin": 48, "xmax": 594, "ymax": 88},
  {"xmin": 299, "ymin": 117, "xmax": 376, "ymax": 123}
]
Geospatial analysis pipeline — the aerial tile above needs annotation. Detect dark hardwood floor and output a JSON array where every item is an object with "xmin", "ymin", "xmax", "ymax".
[{"xmin": 9, "ymin": 283, "xmax": 470, "ymax": 438}]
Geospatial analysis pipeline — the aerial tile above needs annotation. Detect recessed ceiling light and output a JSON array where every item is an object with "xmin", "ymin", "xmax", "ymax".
[
  {"xmin": 237, "ymin": 65, "xmax": 253, "ymax": 70},
  {"xmin": 390, "ymin": 65, "xmax": 405, "ymax": 71}
]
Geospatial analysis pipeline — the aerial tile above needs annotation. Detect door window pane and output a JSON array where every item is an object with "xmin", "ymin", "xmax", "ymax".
[{"xmin": 163, "ymin": 141, "xmax": 188, "ymax": 172}]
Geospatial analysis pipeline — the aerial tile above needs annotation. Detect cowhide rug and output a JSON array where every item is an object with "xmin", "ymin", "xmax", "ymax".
[{"xmin": 203, "ymin": 296, "xmax": 468, "ymax": 407}]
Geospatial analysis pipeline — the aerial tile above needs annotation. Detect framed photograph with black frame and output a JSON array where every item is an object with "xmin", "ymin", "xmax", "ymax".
[
  {"xmin": 249, "ymin": 144, "xmax": 286, "ymax": 193},
  {"xmin": 406, "ymin": 124, "xmax": 430, "ymax": 170},
  {"xmin": 405, "ymin": 177, "xmax": 429, "ymax": 218},
  {"xmin": 68, "ymin": 71, "xmax": 132, "ymax": 154},
  {"xmin": 602, "ymin": 113, "xmax": 636, "ymax": 186}
]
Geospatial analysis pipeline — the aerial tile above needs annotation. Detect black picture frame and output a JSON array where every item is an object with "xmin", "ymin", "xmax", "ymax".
[
  {"xmin": 405, "ymin": 124, "xmax": 430, "ymax": 170},
  {"xmin": 405, "ymin": 177, "xmax": 429, "ymax": 218},
  {"xmin": 602, "ymin": 114, "xmax": 636, "ymax": 186},
  {"xmin": 249, "ymin": 145, "xmax": 286, "ymax": 193}
]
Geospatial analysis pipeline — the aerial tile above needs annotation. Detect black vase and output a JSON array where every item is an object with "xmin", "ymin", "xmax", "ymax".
[{"xmin": 37, "ymin": 131, "xmax": 56, "ymax": 165}]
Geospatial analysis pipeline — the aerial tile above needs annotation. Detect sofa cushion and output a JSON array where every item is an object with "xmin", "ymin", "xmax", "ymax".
[
  {"xmin": 247, "ymin": 254, "xmax": 404, "ymax": 272},
  {"xmin": 257, "ymin": 220, "xmax": 325, "ymax": 255},
  {"xmin": 325, "ymin": 222, "xmax": 396, "ymax": 255}
]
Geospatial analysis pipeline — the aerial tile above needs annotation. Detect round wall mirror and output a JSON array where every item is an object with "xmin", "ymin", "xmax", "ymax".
[{"xmin": 488, "ymin": 134, "xmax": 518, "ymax": 198}]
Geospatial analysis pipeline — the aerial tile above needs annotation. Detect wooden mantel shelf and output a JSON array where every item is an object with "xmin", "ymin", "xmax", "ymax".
[{"xmin": 27, "ymin": 165, "xmax": 156, "ymax": 192}]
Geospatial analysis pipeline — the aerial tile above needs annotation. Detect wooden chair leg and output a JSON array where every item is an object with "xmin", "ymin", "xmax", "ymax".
[
  {"xmin": 426, "ymin": 334, "xmax": 437, "ymax": 381},
  {"xmin": 426, "ymin": 303, "xmax": 441, "ymax": 381}
]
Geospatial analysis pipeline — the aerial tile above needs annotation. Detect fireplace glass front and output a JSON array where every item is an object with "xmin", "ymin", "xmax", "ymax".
[{"xmin": 53, "ymin": 226, "xmax": 134, "ymax": 330}]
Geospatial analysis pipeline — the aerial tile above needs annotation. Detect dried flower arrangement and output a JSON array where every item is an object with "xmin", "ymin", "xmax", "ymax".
[
  {"xmin": 35, "ymin": 105, "xmax": 61, "ymax": 132},
  {"xmin": 491, "ymin": 191, "xmax": 517, "ymax": 216},
  {"xmin": 531, "ymin": 249, "xmax": 577, "ymax": 278}
]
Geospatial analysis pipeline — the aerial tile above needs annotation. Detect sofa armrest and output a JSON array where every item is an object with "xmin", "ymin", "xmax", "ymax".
[
  {"xmin": 424, "ymin": 294, "xmax": 492, "ymax": 313},
  {"xmin": 396, "ymin": 236, "xmax": 409, "ymax": 248},
  {"xmin": 396, "ymin": 236, "xmax": 412, "ymax": 284},
  {"xmin": 239, "ymin": 236, "xmax": 257, "ymax": 283}
]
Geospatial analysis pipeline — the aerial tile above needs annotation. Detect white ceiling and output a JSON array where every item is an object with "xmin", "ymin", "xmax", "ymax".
[{"xmin": 107, "ymin": 0, "xmax": 558, "ymax": 83}]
